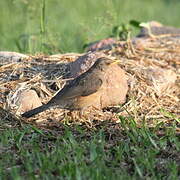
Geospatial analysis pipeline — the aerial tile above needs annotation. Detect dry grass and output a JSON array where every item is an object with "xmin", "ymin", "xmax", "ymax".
[{"xmin": 0, "ymin": 36, "xmax": 179, "ymax": 132}]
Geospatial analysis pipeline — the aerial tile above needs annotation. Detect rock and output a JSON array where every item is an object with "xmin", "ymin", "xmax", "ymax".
[
  {"xmin": 143, "ymin": 67, "xmax": 177, "ymax": 95},
  {"xmin": 0, "ymin": 51, "xmax": 29, "ymax": 65},
  {"xmin": 100, "ymin": 63, "xmax": 128, "ymax": 106},
  {"xmin": 68, "ymin": 52, "xmax": 104, "ymax": 78},
  {"xmin": 137, "ymin": 21, "xmax": 180, "ymax": 37},
  {"xmin": 17, "ymin": 90, "xmax": 42, "ymax": 113},
  {"xmin": 85, "ymin": 38, "xmax": 117, "ymax": 52}
]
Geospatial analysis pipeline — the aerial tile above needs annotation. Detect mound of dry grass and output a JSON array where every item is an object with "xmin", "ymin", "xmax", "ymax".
[{"xmin": 0, "ymin": 34, "xmax": 179, "ymax": 131}]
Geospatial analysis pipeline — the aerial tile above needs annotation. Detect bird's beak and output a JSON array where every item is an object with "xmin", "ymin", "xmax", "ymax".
[{"xmin": 110, "ymin": 59, "xmax": 121, "ymax": 65}]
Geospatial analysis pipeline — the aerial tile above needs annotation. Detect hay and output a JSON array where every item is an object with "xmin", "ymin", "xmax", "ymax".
[{"xmin": 0, "ymin": 36, "xmax": 179, "ymax": 130}]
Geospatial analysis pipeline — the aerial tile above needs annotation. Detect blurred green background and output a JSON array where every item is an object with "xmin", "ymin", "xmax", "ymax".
[{"xmin": 0, "ymin": 0, "xmax": 180, "ymax": 54}]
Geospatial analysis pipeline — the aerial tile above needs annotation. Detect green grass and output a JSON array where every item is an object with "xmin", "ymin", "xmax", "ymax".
[
  {"xmin": 0, "ymin": 0, "xmax": 180, "ymax": 54},
  {"xmin": 0, "ymin": 0, "xmax": 180, "ymax": 179},
  {"xmin": 0, "ymin": 119, "xmax": 179, "ymax": 179}
]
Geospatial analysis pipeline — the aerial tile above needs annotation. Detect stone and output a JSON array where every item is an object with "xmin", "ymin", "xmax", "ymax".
[
  {"xmin": 143, "ymin": 67, "xmax": 177, "ymax": 95},
  {"xmin": 17, "ymin": 89, "xmax": 42, "ymax": 113}
]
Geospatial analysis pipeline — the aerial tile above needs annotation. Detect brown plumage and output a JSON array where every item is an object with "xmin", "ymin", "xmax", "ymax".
[{"xmin": 22, "ymin": 57, "xmax": 125, "ymax": 118}]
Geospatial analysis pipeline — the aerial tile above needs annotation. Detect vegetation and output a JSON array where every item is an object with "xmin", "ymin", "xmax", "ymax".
[
  {"xmin": 0, "ymin": 0, "xmax": 180, "ymax": 179},
  {"xmin": 0, "ymin": 0, "xmax": 180, "ymax": 53},
  {"xmin": 0, "ymin": 119, "xmax": 179, "ymax": 179}
]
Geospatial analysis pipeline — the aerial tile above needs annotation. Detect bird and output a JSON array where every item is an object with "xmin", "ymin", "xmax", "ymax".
[{"xmin": 21, "ymin": 57, "xmax": 122, "ymax": 118}]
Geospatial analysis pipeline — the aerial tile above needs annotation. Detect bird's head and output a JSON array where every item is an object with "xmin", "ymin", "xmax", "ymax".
[{"xmin": 94, "ymin": 57, "xmax": 120, "ymax": 71}]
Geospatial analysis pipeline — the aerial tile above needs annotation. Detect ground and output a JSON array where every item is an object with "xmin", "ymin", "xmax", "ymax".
[{"xmin": 0, "ymin": 0, "xmax": 180, "ymax": 179}]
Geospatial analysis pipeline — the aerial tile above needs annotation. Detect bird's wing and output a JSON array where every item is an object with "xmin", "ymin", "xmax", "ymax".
[
  {"xmin": 81, "ymin": 77, "xmax": 103, "ymax": 96},
  {"xmin": 58, "ymin": 75, "xmax": 103, "ymax": 100}
]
